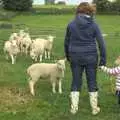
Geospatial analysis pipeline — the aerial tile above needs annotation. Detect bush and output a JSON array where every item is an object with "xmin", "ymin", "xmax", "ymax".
[
  {"xmin": 95, "ymin": 0, "xmax": 120, "ymax": 14},
  {"xmin": 0, "ymin": 10, "xmax": 17, "ymax": 20},
  {"xmin": 32, "ymin": 5, "xmax": 75, "ymax": 15},
  {"xmin": 2, "ymin": 0, "xmax": 33, "ymax": 11},
  {"xmin": 0, "ymin": 22, "xmax": 13, "ymax": 29}
]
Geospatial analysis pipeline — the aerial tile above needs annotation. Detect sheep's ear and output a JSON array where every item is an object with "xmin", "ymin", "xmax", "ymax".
[
  {"xmin": 64, "ymin": 58, "xmax": 67, "ymax": 62},
  {"xmin": 118, "ymin": 56, "xmax": 120, "ymax": 59}
]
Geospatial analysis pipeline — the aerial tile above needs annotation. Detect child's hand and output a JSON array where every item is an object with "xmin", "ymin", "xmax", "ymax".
[{"xmin": 99, "ymin": 66, "xmax": 105, "ymax": 69}]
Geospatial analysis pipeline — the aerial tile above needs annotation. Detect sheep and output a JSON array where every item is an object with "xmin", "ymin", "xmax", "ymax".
[
  {"xmin": 33, "ymin": 35, "xmax": 55, "ymax": 59},
  {"xmin": 9, "ymin": 33, "xmax": 18, "ymax": 41},
  {"xmin": 4, "ymin": 40, "xmax": 20, "ymax": 64},
  {"xmin": 9, "ymin": 32, "xmax": 21, "ymax": 50},
  {"xmin": 27, "ymin": 59, "xmax": 66, "ymax": 96},
  {"xmin": 30, "ymin": 39, "xmax": 45, "ymax": 62},
  {"xmin": 44, "ymin": 35, "xmax": 55, "ymax": 59},
  {"xmin": 20, "ymin": 33, "xmax": 32, "ymax": 55},
  {"xmin": 9, "ymin": 31, "xmax": 25, "ymax": 52}
]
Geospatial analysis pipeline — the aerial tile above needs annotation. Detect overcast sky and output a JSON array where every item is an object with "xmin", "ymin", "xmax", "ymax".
[{"xmin": 33, "ymin": 0, "xmax": 93, "ymax": 5}]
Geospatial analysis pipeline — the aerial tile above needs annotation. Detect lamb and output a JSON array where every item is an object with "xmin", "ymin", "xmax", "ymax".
[
  {"xmin": 9, "ymin": 32, "xmax": 22, "ymax": 50},
  {"xmin": 9, "ymin": 33, "xmax": 18, "ymax": 41},
  {"xmin": 30, "ymin": 39, "xmax": 45, "ymax": 62},
  {"xmin": 20, "ymin": 33, "xmax": 32, "ymax": 55},
  {"xmin": 33, "ymin": 35, "xmax": 55, "ymax": 59},
  {"xmin": 9, "ymin": 30, "xmax": 26, "ymax": 53},
  {"xmin": 4, "ymin": 40, "xmax": 20, "ymax": 64},
  {"xmin": 27, "ymin": 59, "xmax": 66, "ymax": 96},
  {"xmin": 44, "ymin": 35, "xmax": 55, "ymax": 59}
]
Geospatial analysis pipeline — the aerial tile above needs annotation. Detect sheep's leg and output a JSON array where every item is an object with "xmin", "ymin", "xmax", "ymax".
[
  {"xmin": 39, "ymin": 55, "xmax": 42, "ymax": 62},
  {"xmin": 26, "ymin": 46, "xmax": 29, "ymax": 55},
  {"xmin": 10, "ymin": 54, "xmax": 15, "ymax": 64},
  {"xmin": 45, "ymin": 50, "xmax": 47, "ymax": 59},
  {"xmin": 25, "ymin": 47, "xmax": 28, "ymax": 55},
  {"xmin": 20, "ymin": 44, "xmax": 23, "ymax": 53},
  {"xmin": 19, "ymin": 43, "xmax": 22, "ymax": 55},
  {"xmin": 14, "ymin": 55, "xmax": 17, "ymax": 64},
  {"xmin": 48, "ymin": 51, "xmax": 51, "ymax": 59},
  {"xmin": 23, "ymin": 47, "xmax": 25, "ymax": 54},
  {"xmin": 35, "ymin": 57, "xmax": 37, "ymax": 62},
  {"xmin": 52, "ymin": 82, "xmax": 56, "ymax": 94},
  {"xmin": 58, "ymin": 79, "xmax": 62, "ymax": 94},
  {"xmin": 29, "ymin": 80, "xmax": 36, "ymax": 96}
]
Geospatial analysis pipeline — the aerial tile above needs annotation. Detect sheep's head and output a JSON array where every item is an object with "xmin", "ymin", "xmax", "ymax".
[
  {"xmin": 115, "ymin": 56, "xmax": 120, "ymax": 65},
  {"xmin": 12, "ymin": 33, "xmax": 18, "ymax": 38},
  {"xmin": 47, "ymin": 35, "xmax": 55, "ymax": 42},
  {"xmin": 10, "ymin": 33, "xmax": 18, "ymax": 40},
  {"xmin": 19, "ymin": 30, "xmax": 25, "ymax": 34},
  {"xmin": 10, "ymin": 40, "xmax": 17, "ymax": 47},
  {"xmin": 30, "ymin": 50, "xmax": 37, "ymax": 60},
  {"xmin": 19, "ymin": 30, "xmax": 26, "ymax": 37},
  {"xmin": 57, "ymin": 59, "xmax": 66, "ymax": 71}
]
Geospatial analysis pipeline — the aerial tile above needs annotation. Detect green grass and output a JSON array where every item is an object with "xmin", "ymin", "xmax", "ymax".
[{"xmin": 0, "ymin": 14, "xmax": 120, "ymax": 120}]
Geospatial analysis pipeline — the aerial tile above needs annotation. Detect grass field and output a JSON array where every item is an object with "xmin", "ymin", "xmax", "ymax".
[{"xmin": 0, "ymin": 14, "xmax": 120, "ymax": 120}]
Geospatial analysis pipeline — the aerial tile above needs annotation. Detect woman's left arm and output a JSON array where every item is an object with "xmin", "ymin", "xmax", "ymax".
[{"xmin": 64, "ymin": 25, "xmax": 71, "ymax": 61}]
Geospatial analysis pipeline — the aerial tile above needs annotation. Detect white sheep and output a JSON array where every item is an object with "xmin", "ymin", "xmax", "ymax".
[
  {"xmin": 44, "ymin": 35, "xmax": 55, "ymax": 59},
  {"xmin": 4, "ymin": 40, "xmax": 20, "ymax": 64},
  {"xmin": 27, "ymin": 59, "xmax": 66, "ymax": 96},
  {"xmin": 9, "ymin": 33, "xmax": 18, "ymax": 41},
  {"xmin": 33, "ymin": 35, "xmax": 55, "ymax": 59},
  {"xmin": 20, "ymin": 33, "xmax": 32, "ymax": 55},
  {"xmin": 30, "ymin": 39, "xmax": 45, "ymax": 62}
]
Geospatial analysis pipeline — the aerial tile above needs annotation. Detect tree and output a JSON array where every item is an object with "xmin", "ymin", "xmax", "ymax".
[
  {"xmin": 95, "ymin": 0, "xmax": 111, "ymax": 12},
  {"xmin": 3, "ymin": 0, "xmax": 33, "ymax": 11},
  {"xmin": 112, "ymin": 0, "xmax": 120, "ymax": 13}
]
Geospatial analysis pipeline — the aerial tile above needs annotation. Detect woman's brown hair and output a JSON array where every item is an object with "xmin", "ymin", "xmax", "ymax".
[{"xmin": 76, "ymin": 2, "xmax": 96, "ymax": 16}]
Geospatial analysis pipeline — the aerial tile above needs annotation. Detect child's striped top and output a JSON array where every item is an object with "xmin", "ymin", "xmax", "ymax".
[{"xmin": 100, "ymin": 66, "xmax": 120, "ymax": 91}]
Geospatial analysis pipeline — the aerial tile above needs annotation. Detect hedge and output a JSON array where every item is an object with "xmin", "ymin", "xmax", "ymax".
[{"xmin": 32, "ymin": 5, "xmax": 76, "ymax": 15}]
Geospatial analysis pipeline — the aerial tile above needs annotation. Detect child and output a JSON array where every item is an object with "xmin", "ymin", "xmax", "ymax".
[{"xmin": 100, "ymin": 56, "xmax": 120, "ymax": 105}]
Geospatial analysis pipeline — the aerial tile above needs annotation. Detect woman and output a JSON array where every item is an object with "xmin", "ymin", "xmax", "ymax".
[{"xmin": 64, "ymin": 2, "xmax": 106, "ymax": 115}]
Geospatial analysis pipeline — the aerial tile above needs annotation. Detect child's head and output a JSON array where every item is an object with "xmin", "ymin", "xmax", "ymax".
[{"xmin": 115, "ymin": 56, "xmax": 120, "ymax": 65}]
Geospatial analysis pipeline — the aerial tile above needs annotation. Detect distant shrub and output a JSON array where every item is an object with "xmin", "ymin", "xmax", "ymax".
[
  {"xmin": 33, "ymin": 6, "xmax": 75, "ymax": 14},
  {"xmin": 0, "ymin": 22, "xmax": 13, "ymax": 29},
  {"xmin": 0, "ymin": 10, "xmax": 17, "ymax": 20}
]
